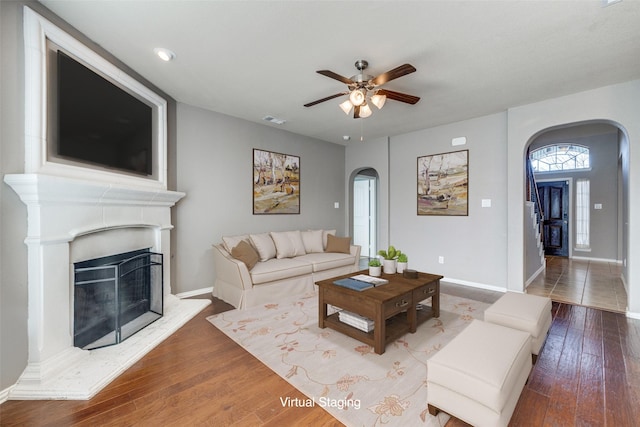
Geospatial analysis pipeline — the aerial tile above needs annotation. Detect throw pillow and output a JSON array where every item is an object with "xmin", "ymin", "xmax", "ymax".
[
  {"xmin": 249, "ymin": 233, "xmax": 277, "ymax": 261},
  {"xmin": 270, "ymin": 230, "xmax": 307, "ymax": 259},
  {"xmin": 222, "ymin": 234, "xmax": 251, "ymax": 253},
  {"xmin": 322, "ymin": 229, "xmax": 337, "ymax": 250},
  {"xmin": 325, "ymin": 234, "xmax": 351, "ymax": 254},
  {"xmin": 230, "ymin": 240, "xmax": 260, "ymax": 270},
  {"xmin": 301, "ymin": 229, "xmax": 324, "ymax": 253}
]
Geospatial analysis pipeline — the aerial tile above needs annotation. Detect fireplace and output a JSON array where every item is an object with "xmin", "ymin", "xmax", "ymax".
[
  {"xmin": 74, "ymin": 249, "xmax": 163, "ymax": 350},
  {"xmin": 2, "ymin": 8, "xmax": 209, "ymax": 400}
]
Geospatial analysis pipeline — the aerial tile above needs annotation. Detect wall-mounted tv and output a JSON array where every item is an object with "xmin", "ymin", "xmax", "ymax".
[{"xmin": 51, "ymin": 49, "xmax": 153, "ymax": 176}]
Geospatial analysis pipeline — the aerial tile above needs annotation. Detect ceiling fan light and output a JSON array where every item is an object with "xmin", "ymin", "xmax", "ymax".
[
  {"xmin": 349, "ymin": 89, "xmax": 366, "ymax": 106},
  {"xmin": 371, "ymin": 93, "xmax": 387, "ymax": 109},
  {"xmin": 339, "ymin": 99, "xmax": 353, "ymax": 115},
  {"xmin": 359, "ymin": 102, "xmax": 372, "ymax": 118}
]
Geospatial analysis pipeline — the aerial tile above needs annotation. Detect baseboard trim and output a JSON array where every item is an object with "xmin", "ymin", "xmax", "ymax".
[
  {"xmin": 441, "ymin": 277, "xmax": 506, "ymax": 293},
  {"xmin": 176, "ymin": 287, "xmax": 213, "ymax": 299},
  {"xmin": 0, "ymin": 385, "xmax": 14, "ymax": 404},
  {"xmin": 570, "ymin": 255, "xmax": 620, "ymax": 263},
  {"xmin": 626, "ymin": 310, "xmax": 640, "ymax": 320},
  {"xmin": 526, "ymin": 263, "xmax": 546, "ymax": 287}
]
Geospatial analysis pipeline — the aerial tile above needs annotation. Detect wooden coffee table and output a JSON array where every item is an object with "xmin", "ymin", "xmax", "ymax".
[{"xmin": 316, "ymin": 270, "xmax": 442, "ymax": 354}]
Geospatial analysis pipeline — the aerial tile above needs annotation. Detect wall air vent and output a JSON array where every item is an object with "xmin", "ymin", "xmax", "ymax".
[{"xmin": 262, "ymin": 115, "xmax": 286, "ymax": 125}]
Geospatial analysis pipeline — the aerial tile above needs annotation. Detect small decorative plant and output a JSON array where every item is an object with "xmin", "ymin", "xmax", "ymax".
[
  {"xmin": 368, "ymin": 259, "xmax": 382, "ymax": 267},
  {"xmin": 377, "ymin": 246, "xmax": 400, "ymax": 260},
  {"xmin": 378, "ymin": 246, "xmax": 401, "ymax": 274},
  {"xmin": 368, "ymin": 258, "xmax": 382, "ymax": 277},
  {"xmin": 396, "ymin": 252, "xmax": 408, "ymax": 274}
]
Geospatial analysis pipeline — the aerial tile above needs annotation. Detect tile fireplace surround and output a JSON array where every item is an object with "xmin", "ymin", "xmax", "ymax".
[{"xmin": 4, "ymin": 173, "xmax": 210, "ymax": 400}]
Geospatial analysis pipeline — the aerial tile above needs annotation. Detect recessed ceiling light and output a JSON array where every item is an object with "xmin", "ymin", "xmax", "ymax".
[{"xmin": 154, "ymin": 48, "xmax": 175, "ymax": 62}]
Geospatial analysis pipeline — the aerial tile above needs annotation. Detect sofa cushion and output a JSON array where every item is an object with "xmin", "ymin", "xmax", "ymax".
[
  {"xmin": 222, "ymin": 234, "xmax": 252, "ymax": 253},
  {"xmin": 250, "ymin": 233, "xmax": 277, "ymax": 261},
  {"xmin": 270, "ymin": 230, "xmax": 307, "ymax": 259},
  {"xmin": 296, "ymin": 252, "xmax": 356, "ymax": 272},
  {"xmin": 250, "ymin": 258, "xmax": 313, "ymax": 285},
  {"xmin": 301, "ymin": 229, "xmax": 324, "ymax": 253},
  {"xmin": 326, "ymin": 234, "xmax": 351, "ymax": 254},
  {"xmin": 230, "ymin": 240, "xmax": 260, "ymax": 270}
]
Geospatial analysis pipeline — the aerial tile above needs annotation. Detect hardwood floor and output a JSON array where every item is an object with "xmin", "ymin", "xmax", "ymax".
[{"xmin": 1, "ymin": 288, "xmax": 639, "ymax": 426}]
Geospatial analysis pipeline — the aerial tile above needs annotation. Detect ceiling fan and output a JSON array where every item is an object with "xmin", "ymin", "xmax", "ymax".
[{"xmin": 304, "ymin": 59, "xmax": 420, "ymax": 119}]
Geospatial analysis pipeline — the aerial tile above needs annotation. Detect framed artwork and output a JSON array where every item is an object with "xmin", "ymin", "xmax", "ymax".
[
  {"xmin": 417, "ymin": 149, "xmax": 468, "ymax": 216},
  {"xmin": 253, "ymin": 149, "xmax": 300, "ymax": 214}
]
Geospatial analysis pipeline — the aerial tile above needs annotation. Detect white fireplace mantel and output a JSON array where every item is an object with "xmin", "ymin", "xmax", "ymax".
[
  {"xmin": 4, "ymin": 8, "xmax": 211, "ymax": 400},
  {"xmin": 3, "ymin": 173, "xmax": 210, "ymax": 400}
]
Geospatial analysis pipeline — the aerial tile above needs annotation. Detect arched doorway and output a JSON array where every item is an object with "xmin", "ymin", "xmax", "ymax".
[
  {"xmin": 351, "ymin": 168, "xmax": 378, "ymax": 259},
  {"xmin": 523, "ymin": 122, "xmax": 628, "ymax": 313}
]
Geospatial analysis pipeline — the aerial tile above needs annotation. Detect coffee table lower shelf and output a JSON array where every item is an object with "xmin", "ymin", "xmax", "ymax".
[{"xmin": 324, "ymin": 307, "xmax": 436, "ymax": 350}]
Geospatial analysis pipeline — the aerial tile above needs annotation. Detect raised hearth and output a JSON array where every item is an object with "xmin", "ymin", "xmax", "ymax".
[{"xmin": 4, "ymin": 174, "xmax": 208, "ymax": 399}]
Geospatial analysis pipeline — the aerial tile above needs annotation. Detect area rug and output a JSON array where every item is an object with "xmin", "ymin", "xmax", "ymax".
[{"xmin": 207, "ymin": 292, "xmax": 489, "ymax": 427}]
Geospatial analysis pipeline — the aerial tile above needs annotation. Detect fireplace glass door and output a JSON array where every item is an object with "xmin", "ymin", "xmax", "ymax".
[{"xmin": 74, "ymin": 249, "xmax": 163, "ymax": 350}]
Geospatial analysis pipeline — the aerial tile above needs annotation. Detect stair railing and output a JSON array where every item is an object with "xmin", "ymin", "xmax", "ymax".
[{"xmin": 526, "ymin": 155, "xmax": 544, "ymax": 245}]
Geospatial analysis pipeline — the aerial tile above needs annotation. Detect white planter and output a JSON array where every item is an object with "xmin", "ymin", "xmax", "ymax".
[
  {"xmin": 382, "ymin": 259, "xmax": 396, "ymax": 274},
  {"xmin": 397, "ymin": 262, "xmax": 408, "ymax": 274},
  {"xmin": 369, "ymin": 266, "xmax": 382, "ymax": 277}
]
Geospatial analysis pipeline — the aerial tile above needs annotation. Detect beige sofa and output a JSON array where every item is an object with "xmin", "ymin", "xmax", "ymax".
[{"xmin": 212, "ymin": 229, "xmax": 361, "ymax": 309}]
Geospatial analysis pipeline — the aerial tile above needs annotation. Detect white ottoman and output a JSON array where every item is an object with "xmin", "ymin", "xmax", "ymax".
[
  {"xmin": 484, "ymin": 292, "xmax": 552, "ymax": 360},
  {"xmin": 427, "ymin": 320, "xmax": 532, "ymax": 427}
]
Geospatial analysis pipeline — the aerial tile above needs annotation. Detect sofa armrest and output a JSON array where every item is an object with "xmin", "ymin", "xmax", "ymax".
[
  {"xmin": 212, "ymin": 244, "xmax": 254, "ymax": 290},
  {"xmin": 350, "ymin": 244, "xmax": 361, "ymax": 266}
]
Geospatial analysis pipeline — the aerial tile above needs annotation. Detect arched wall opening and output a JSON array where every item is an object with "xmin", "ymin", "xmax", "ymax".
[
  {"xmin": 505, "ymin": 80, "xmax": 639, "ymax": 317},
  {"xmin": 522, "ymin": 122, "xmax": 628, "ymax": 311}
]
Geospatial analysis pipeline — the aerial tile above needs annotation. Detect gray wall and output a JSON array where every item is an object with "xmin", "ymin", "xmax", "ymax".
[
  {"xmin": 1, "ymin": 0, "xmax": 29, "ymax": 391},
  {"xmin": 530, "ymin": 125, "xmax": 619, "ymax": 261},
  {"xmin": 173, "ymin": 103, "xmax": 346, "ymax": 294},
  {"xmin": 347, "ymin": 113, "xmax": 508, "ymax": 290}
]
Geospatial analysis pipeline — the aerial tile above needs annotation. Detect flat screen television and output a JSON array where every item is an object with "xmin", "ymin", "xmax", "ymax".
[{"xmin": 52, "ymin": 49, "xmax": 153, "ymax": 176}]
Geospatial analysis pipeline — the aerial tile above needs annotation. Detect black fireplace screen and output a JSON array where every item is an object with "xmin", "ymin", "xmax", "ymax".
[{"xmin": 74, "ymin": 249, "xmax": 163, "ymax": 350}]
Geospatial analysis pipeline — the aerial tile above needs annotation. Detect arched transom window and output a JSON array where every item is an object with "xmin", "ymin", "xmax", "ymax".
[{"xmin": 530, "ymin": 144, "xmax": 590, "ymax": 172}]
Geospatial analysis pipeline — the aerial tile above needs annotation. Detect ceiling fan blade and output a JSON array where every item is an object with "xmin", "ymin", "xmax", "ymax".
[
  {"xmin": 369, "ymin": 63, "xmax": 416, "ymax": 86},
  {"xmin": 316, "ymin": 70, "xmax": 355, "ymax": 85},
  {"xmin": 376, "ymin": 89, "xmax": 420, "ymax": 105},
  {"xmin": 353, "ymin": 105, "xmax": 361, "ymax": 119},
  {"xmin": 303, "ymin": 92, "xmax": 346, "ymax": 107}
]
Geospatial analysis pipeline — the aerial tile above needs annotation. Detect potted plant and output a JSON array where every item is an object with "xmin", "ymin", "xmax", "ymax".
[
  {"xmin": 396, "ymin": 253, "xmax": 408, "ymax": 274},
  {"xmin": 378, "ymin": 246, "xmax": 400, "ymax": 274},
  {"xmin": 368, "ymin": 258, "xmax": 382, "ymax": 277}
]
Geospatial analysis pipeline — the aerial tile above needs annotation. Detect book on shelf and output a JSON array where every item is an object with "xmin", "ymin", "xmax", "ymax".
[
  {"xmin": 338, "ymin": 310, "xmax": 374, "ymax": 332},
  {"xmin": 350, "ymin": 274, "xmax": 389, "ymax": 286}
]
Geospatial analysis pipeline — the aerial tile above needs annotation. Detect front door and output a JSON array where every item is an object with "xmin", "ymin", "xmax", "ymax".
[{"xmin": 537, "ymin": 181, "xmax": 569, "ymax": 257}]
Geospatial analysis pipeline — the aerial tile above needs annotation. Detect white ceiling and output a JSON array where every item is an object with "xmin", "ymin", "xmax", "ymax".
[{"xmin": 40, "ymin": 0, "xmax": 640, "ymax": 145}]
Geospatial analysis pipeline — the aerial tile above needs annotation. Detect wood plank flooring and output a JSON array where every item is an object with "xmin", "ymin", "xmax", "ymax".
[{"xmin": 1, "ymin": 290, "xmax": 639, "ymax": 426}]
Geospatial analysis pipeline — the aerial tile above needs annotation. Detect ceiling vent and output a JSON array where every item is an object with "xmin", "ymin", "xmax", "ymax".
[{"xmin": 263, "ymin": 115, "xmax": 286, "ymax": 125}]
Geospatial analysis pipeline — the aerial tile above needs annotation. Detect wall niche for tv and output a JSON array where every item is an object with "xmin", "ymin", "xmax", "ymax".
[
  {"xmin": 47, "ymin": 41, "xmax": 159, "ymax": 178},
  {"xmin": 25, "ymin": 6, "xmax": 168, "ymax": 189}
]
